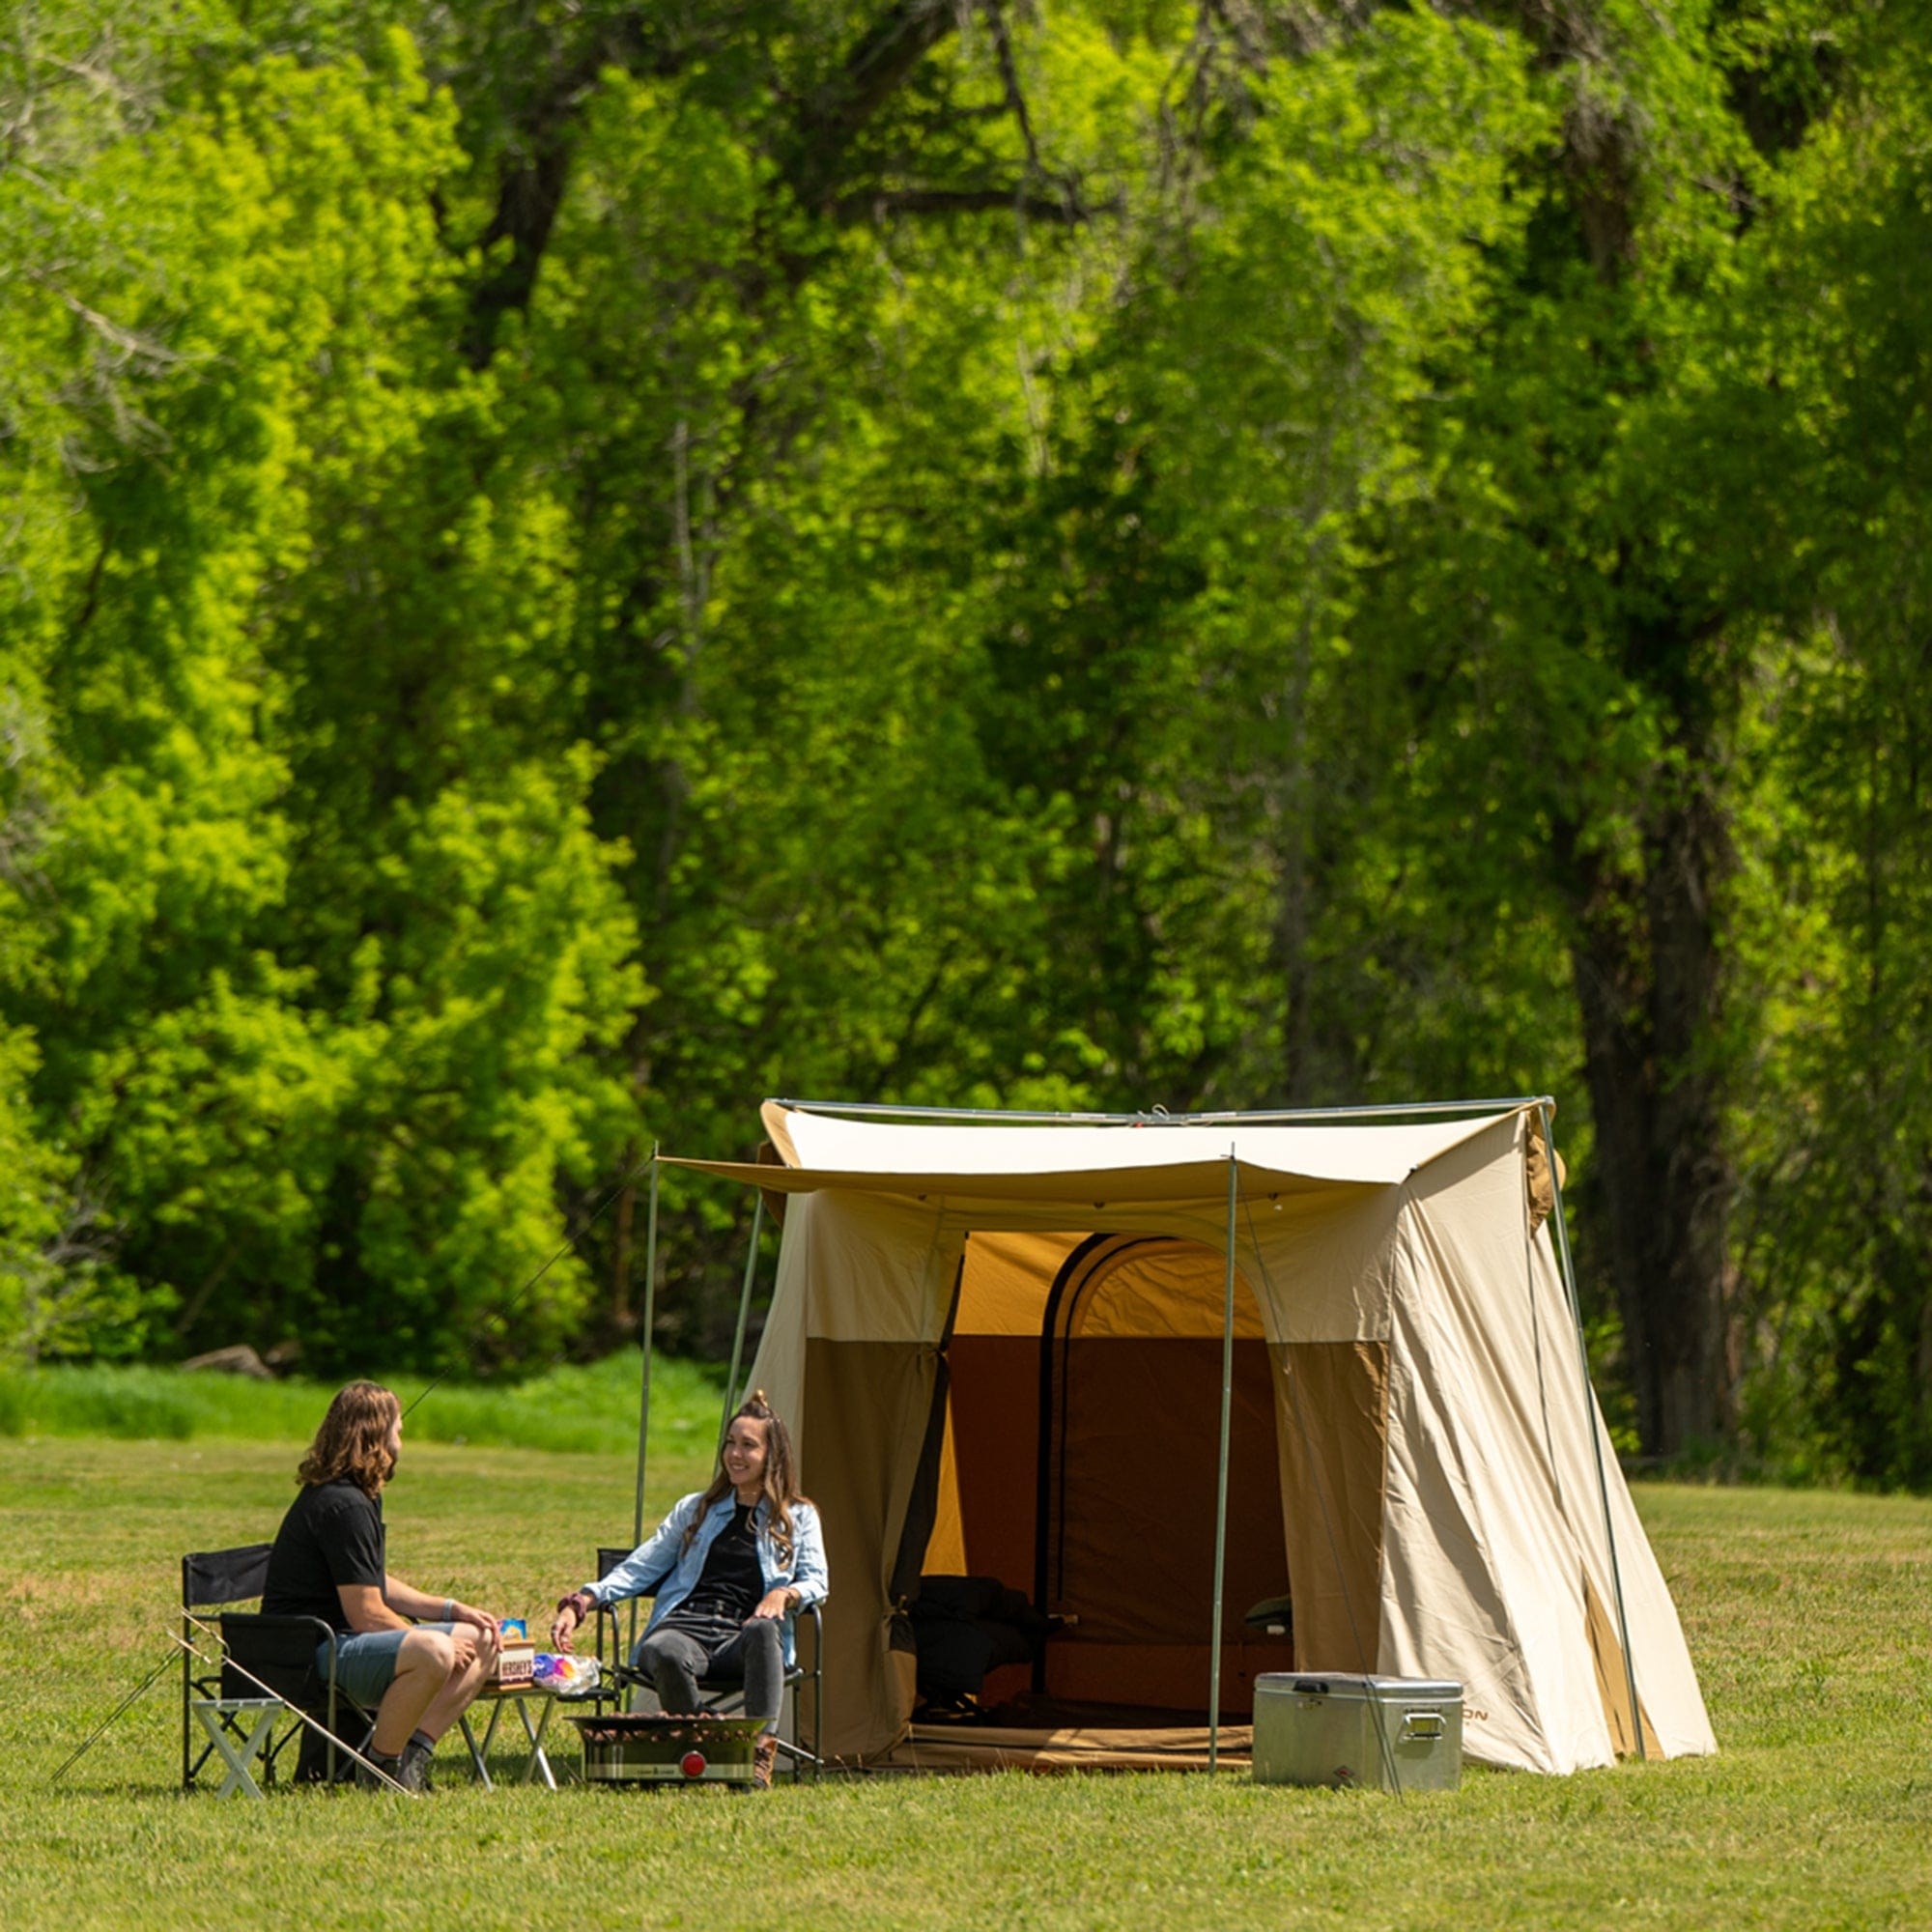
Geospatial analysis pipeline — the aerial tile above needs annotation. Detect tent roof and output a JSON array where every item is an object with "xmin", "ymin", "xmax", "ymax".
[{"xmin": 660, "ymin": 1099, "xmax": 1534, "ymax": 1201}]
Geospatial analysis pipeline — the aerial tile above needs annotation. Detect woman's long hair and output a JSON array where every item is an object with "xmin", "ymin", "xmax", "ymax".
[
  {"xmin": 297, "ymin": 1381, "xmax": 400, "ymax": 1498},
  {"xmin": 683, "ymin": 1391, "xmax": 810, "ymax": 1564}
]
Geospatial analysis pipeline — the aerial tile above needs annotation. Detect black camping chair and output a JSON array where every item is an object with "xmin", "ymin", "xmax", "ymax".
[
  {"xmin": 181, "ymin": 1544, "xmax": 367, "ymax": 1797},
  {"xmin": 588, "ymin": 1545, "xmax": 826, "ymax": 1783}
]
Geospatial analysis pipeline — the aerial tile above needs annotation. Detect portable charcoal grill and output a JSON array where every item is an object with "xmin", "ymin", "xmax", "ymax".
[{"xmin": 567, "ymin": 1711, "xmax": 769, "ymax": 1787}]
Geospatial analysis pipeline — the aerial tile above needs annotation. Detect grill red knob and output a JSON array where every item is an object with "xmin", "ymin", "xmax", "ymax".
[{"xmin": 680, "ymin": 1750, "xmax": 706, "ymax": 1779}]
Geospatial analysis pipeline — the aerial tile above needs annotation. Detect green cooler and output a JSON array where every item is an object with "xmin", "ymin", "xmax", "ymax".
[{"xmin": 1252, "ymin": 1673, "xmax": 1463, "ymax": 1792}]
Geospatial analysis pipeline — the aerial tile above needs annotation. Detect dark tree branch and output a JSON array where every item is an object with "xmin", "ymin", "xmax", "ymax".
[
  {"xmin": 463, "ymin": 1, "xmax": 966, "ymax": 363},
  {"xmin": 984, "ymin": 0, "xmax": 1044, "ymax": 178},
  {"xmin": 462, "ymin": 16, "xmax": 655, "ymax": 365},
  {"xmin": 831, "ymin": 185, "xmax": 1109, "ymax": 225},
  {"xmin": 786, "ymin": 0, "xmax": 962, "ymax": 211}
]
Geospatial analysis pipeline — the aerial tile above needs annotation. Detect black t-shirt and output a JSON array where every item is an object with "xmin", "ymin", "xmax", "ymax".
[
  {"xmin": 262, "ymin": 1478, "xmax": 386, "ymax": 1634},
  {"xmin": 662, "ymin": 1503, "xmax": 762, "ymax": 1634}
]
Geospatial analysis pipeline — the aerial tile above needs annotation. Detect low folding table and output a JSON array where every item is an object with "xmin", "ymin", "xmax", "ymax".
[{"xmin": 458, "ymin": 1683, "xmax": 559, "ymax": 1790}]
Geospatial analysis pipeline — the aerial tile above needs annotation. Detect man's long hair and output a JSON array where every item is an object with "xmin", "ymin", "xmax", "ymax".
[
  {"xmin": 682, "ymin": 1391, "xmax": 810, "ymax": 1564},
  {"xmin": 297, "ymin": 1381, "xmax": 400, "ymax": 1497}
]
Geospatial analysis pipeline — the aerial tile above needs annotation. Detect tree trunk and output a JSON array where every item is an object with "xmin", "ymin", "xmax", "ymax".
[{"xmin": 1562, "ymin": 776, "xmax": 1736, "ymax": 1457}]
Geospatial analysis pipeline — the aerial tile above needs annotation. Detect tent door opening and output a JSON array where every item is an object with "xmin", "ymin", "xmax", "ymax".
[{"xmin": 925, "ymin": 1231, "xmax": 1295, "ymax": 1721}]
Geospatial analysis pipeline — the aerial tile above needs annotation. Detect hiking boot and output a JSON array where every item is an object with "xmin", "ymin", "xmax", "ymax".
[
  {"xmin": 752, "ymin": 1735, "xmax": 779, "ymax": 1791},
  {"xmin": 355, "ymin": 1749, "xmax": 411, "ymax": 1793},
  {"xmin": 400, "ymin": 1738, "xmax": 436, "ymax": 1793},
  {"xmin": 297, "ymin": 1722, "xmax": 368, "ymax": 1784}
]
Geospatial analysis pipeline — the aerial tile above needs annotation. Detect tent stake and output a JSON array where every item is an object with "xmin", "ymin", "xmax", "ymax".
[
  {"xmin": 1540, "ymin": 1103, "xmax": 1646, "ymax": 1761},
  {"xmin": 1208, "ymin": 1151, "xmax": 1239, "ymax": 1774},
  {"xmin": 719, "ymin": 1191, "xmax": 765, "ymax": 1448}
]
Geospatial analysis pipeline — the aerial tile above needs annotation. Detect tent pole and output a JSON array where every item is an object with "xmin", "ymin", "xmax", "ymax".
[
  {"xmin": 773, "ymin": 1095, "xmax": 1551, "ymax": 1128},
  {"xmin": 719, "ymin": 1192, "xmax": 765, "ymax": 1449},
  {"xmin": 1540, "ymin": 1103, "xmax": 1646, "ymax": 1761},
  {"xmin": 1208, "ymin": 1151, "xmax": 1239, "ymax": 1774},
  {"xmin": 633, "ymin": 1150, "xmax": 661, "ymax": 1548}
]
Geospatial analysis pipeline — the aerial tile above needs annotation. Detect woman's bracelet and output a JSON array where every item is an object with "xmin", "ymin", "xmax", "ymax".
[{"xmin": 443, "ymin": 1598, "xmax": 455, "ymax": 1622}]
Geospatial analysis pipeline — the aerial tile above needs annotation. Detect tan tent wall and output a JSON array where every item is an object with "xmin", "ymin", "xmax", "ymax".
[
  {"xmin": 1520, "ymin": 1222, "xmax": 1717, "ymax": 1759},
  {"xmin": 1376, "ymin": 1116, "xmax": 1616, "ymax": 1770},
  {"xmin": 751, "ymin": 1187, "xmax": 960, "ymax": 1433},
  {"xmin": 1373, "ymin": 1114, "xmax": 1717, "ymax": 1769},
  {"xmin": 802, "ymin": 1339, "xmax": 938, "ymax": 1755},
  {"xmin": 1272, "ymin": 1340, "xmax": 1389, "ymax": 1674},
  {"xmin": 757, "ymin": 1192, "xmax": 964, "ymax": 1760},
  {"xmin": 1231, "ymin": 1181, "xmax": 1408, "ymax": 1346}
]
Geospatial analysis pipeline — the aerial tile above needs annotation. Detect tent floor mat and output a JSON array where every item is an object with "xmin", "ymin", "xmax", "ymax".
[{"xmin": 883, "ymin": 1716, "xmax": 1255, "ymax": 1774}]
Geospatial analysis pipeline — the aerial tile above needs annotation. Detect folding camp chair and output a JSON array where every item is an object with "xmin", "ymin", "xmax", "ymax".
[
  {"xmin": 589, "ymin": 1545, "xmax": 825, "ymax": 1782},
  {"xmin": 181, "ymin": 1544, "xmax": 366, "ymax": 1797}
]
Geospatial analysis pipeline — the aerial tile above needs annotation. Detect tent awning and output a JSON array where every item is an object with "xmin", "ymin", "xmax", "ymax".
[
  {"xmin": 658, "ymin": 1101, "xmax": 1528, "ymax": 1201},
  {"xmin": 660, "ymin": 1154, "xmax": 1375, "ymax": 1204}
]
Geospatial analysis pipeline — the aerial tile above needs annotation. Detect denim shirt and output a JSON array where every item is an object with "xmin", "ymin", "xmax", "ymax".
[{"xmin": 583, "ymin": 1492, "xmax": 828, "ymax": 1667}]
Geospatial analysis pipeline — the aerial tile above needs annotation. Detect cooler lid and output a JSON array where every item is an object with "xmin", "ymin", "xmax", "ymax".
[{"xmin": 1257, "ymin": 1672, "xmax": 1463, "ymax": 1702}]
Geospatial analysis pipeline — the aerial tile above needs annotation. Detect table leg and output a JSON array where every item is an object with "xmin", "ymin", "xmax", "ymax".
[
  {"xmin": 514, "ymin": 1695, "xmax": 557, "ymax": 1789},
  {"xmin": 458, "ymin": 1711, "xmax": 493, "ymax": 1791},
  {"xmin": 462, "ymin": 1693, "xmax": 560, "ymax": 1790}
]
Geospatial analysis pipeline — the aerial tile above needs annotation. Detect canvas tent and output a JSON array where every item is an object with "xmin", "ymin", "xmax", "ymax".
[{"xmin": 655, "ymin": 1098, "xmax": 1717, "ymax": 1776}]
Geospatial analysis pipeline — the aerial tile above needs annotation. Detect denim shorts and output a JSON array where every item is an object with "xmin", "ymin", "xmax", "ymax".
[{"xmin": 320, "ymin": 1623, "xmax": 457, "ymax": 1708}]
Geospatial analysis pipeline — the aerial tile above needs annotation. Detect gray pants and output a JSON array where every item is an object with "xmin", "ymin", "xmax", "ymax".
[{"xmin": 633, "ymin": 1616, "xmax": 784, "ymax": 1731}]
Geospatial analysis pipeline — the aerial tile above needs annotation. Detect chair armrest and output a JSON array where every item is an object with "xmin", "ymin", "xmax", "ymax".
[
  {"xmin": 797, "ymin": 1600, "xmax": 823, "ymax": 1670},
  {"xmin": 221, "ymin": 1611, "xmax": 340, "ymax": 1657},
  {"xmin": 219, "ymin": 1613, "xmax": 343, "ymax": 1703}
]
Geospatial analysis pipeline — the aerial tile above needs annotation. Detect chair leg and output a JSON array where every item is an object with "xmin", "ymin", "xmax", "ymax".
[{"xmin": 185, "ymin": 1734, "xmax": 219, "ymax": 1789}]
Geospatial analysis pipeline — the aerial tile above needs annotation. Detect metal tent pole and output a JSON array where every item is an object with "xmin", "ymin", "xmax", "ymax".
[
  {"xmin": 633, "ymin": 1151, "xmax": 661, "ymax": 1548},
  {"xmin": 1207, "ymin": 1151, "xmax": 1239, "ymax": 1774},
  {"xmin": 719, "ymin": 1192, "xmax": 765, "ymax": 1448},
  {"xmin": 1540, "ymin": 1103, "xmax": 1646, "ymax": 1760},
  {"xmin": 773, "ymin": 1095, "xmax": 1551, "ymax": 1127}
]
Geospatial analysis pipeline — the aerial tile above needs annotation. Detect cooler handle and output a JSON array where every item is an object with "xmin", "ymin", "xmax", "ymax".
[{"xmin": 1399, "ymin": 1711, "xmax": 1445, "ymax": 1742}]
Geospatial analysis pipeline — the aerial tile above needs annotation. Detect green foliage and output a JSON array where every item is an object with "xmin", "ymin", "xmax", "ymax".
[
  {"xmin": 1, "ymin": 14, "xmax": 641, "ymax": 1372},
  {"xmin": 1712, "ymin": 17, "xmax": 1932, "ymax": 1485},
  {"xmin": 0, "ymin": 0, "xmax": 1928, "ymax": 1479}
]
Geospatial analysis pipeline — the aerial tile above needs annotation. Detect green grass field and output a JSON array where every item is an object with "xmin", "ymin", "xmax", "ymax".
[
  {"xmin": 3, "ymin": 1377, "xmax": 1931, "ymax": 1930},
  {"xmin": 0, "ymin": 1352, "xmax": 725, "ymax": 1457}
]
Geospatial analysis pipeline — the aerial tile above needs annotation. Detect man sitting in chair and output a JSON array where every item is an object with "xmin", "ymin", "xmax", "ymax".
[
  {"xmin": 263, "ymin": 1381, "xmax": 498, "ymax": 1791},
  {"xmin": 549, "ymin": 1391, "xmax": 826, "ymax": 1789}
]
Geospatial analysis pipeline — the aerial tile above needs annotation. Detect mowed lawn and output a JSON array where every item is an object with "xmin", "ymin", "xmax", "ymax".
[{"xmin": 3, "ymin": 1432, "xmax": 1931, "ymax": 1931}]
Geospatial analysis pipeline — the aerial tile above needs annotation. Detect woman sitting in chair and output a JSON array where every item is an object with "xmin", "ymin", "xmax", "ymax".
[{"xmin": 550, "ymin": 1391, "xmax": 826, "ymax": 1789}]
